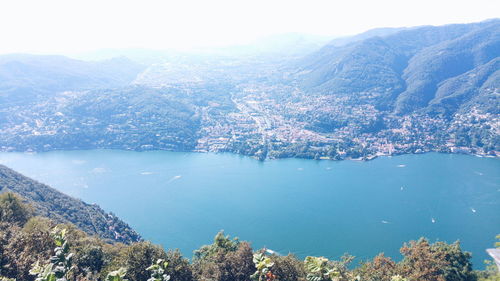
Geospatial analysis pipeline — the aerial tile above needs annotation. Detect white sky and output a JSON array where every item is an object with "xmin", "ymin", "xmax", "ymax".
[{"xmin": 0, "ymin": 0, "xmax": 498, "ymax": 54}]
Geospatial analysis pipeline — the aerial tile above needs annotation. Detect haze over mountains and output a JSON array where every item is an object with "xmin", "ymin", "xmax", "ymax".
[
  {"xmin": 0, "ymin": 54, "xmax": 145, "ymax": 104},
  {"xmin": 0, "ymin": 19, "xmax": 498, "ymax": 160}
]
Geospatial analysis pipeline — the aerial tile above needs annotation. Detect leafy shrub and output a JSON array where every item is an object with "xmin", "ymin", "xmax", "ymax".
[
  {"xmin": 304, "ymin": 255, "xmax": 357, "ymax": 281},
  {"xmin": 251, "ymin": 252, "xmax": 275, "ymax": 281},
  {"xmin": 29, "ymin": 227, "xmax": 74, "ymax": 281}
]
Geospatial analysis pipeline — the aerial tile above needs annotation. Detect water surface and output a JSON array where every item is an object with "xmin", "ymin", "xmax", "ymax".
[{"xmin": 0, "ymin": 150, "xmax": 498, "ymax": 267}]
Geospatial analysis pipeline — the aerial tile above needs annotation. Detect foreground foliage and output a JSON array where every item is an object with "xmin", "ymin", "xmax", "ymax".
[
  {"xmin": 29, "ymin": 227, "xmax": 74, "ymax": 281},
  {"xmin": 0, "ymin": 165, "xmax": 141, "ymax": 243},
  {"xmin": 0, "ymin": 193, "xmax": 498, "ymax": 281}
]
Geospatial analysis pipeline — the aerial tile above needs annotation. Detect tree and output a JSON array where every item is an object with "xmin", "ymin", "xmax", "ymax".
[
  {"xmin": 164, "ymin": 249, "xmax": 194, "ymax": 281},
  {"xmin": 193, "ymin": 239, "xmax": 255, "ymax": 281},
  {"xmin": 76, "ymin": 245, "xmax": 105, "ymax": 276},
  {"xmin": 1, "ymin": 218, "xmax": 54, "ymax": 280},
  {"xmin": 399, "ymin": 238, "xmax": 472, "ymax": 281},
  {"xmin": 432, "ymin": 241, "xmax": 475, "ymax": 281},
  {"xmin": 0, "ymin": 192, "xmax": 31, "ymax": 226},
  {"xmin": 269, "ymin": 254, "xmax": 306, "ymax": 281},
  {"xmin": 123, "ymin": 241, "xmax": 166, "ymax": 281},
  {"xmin": 355, "ymin": 253, "xmax": 397, "ymax": 281},
  {"xmin": 400, "ymin": 238, "xmax": 444, "ymax": 281},
  {"xmin": 193, "ymin": 230, "xmax": 240, "ymax": 261}
]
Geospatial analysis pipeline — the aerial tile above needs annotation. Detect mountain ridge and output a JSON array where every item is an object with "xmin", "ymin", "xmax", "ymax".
[
  {"xmin": 0, "ymin": 19, "xmax": 498, "ymax": 160},
  {"xmin": 296, "ymin": 19, "xmax": 500, "ymax": 115}
]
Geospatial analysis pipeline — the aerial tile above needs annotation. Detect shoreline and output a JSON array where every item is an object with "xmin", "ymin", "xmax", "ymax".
[{"xmin": 1, "ymin": 146, "xmax": 498, "ymax": 163}]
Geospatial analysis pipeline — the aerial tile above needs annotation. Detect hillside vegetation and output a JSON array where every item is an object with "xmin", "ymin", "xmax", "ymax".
[
  {"xmin": 0, "ymin": 164, "xmax": 140, "ymax": 243},
  {"xmin": 0, "ymin": 190, "xmax": 499, "ymax": 281},
  {"xmin": 0, "ymin": 20, "xmax": 498, "ymax": 160},
  {"xmin": 296, "ymin": 20, "xmax": 499, "ymax": 115}
]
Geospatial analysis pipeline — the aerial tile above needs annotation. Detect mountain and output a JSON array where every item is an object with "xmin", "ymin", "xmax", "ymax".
[
  {"xmin": 69, "ymin": 33, "xmax": 332, "ymax": 66},
  {"xmin": 324, "ymin": 27, "xmax": 409, "ymax": 48},
  {"xmin": 395, "ymin": 23, "xmax": 500, "ymax": 113},
  {"xmin": 0, "ymin": 54, "xmax": 146, "ymax": 105},
  {"xmin": 295, "ymin": 19, "xmax": 500, "ymax": 115},
  {"xmin": 67, "ymin": 48, "xmax": 177, "ymax": 64},
  {"xmin": 0, "ymin": 164, "xmax": 141, "ymax": 243},
  {"xmin": 212, "ymin": 33, "xmax": 333, "ymax": 58},
  {"xmin": 0, "ymin": 20, "xmax": 498, "ymax": 160},
  {"xmin": 428, "ymin": 57, "xmax": 500, "ymax": 115}
]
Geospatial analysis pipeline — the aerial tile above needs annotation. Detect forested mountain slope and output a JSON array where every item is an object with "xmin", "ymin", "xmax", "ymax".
[
  {"xmin": 296, "ymin": 19, "xmax": 500, "ymax": 115},
  {"xmin": 0, "ymin": 164, "xmax": 141, "ymax": 243},
  {"xmin": 0, "ymin": 20, "xmax": 498, "ymax": 160}
]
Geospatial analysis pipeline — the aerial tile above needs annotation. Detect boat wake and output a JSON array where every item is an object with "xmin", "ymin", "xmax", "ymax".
[{"xmin": 167, "ymin": 175, "xmax": 182, "ymax": 183}]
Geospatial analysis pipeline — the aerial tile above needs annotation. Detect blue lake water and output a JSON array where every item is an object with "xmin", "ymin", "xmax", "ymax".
[{"xmin": 0, "ymin": 150, "xmax": 498, "ymax": 268}]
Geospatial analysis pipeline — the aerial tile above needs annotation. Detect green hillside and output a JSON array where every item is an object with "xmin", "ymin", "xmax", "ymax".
[{"xmin": 0, "ymin": 164, "xmax": 140, "ymax": 243}]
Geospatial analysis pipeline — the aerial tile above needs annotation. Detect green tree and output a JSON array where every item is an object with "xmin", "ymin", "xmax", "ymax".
[
  {"xmin": 269, "ymin": 254, "xmax": 306, "ymax": 281},
  {"xmin": 123, "ymin": 241, "xmax": 166, "ymax": 281},
  {"xmin": 0, "ymin": 192, "xmax": 31, "ymax": 226},
  {"xmin": 76, "ymin": 245, "xmax": 105, "ymax": 276},
  {"xmin": 355, "ymin": 253, "xmax": 397, "ymax": 281},
  {"xmin": 193, "ymin": 238, "xmax": 254, "ymax": 281},
  {"xmin": 399, "ymin": 238, "xmax": 476, "ymax": 281},
  {"xmin": 193, "ymin": 230, "xmax": 239, "ymax": 261},
  {"xmin": 164, "ymin": 249, "xmax": 194, "ymax": 281},
  {"xmin": 432, "ymin": 241, "xmax": 475, "ymax": 281}
]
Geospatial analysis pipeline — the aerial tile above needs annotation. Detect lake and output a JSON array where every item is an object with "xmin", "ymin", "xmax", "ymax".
[{"xmin": 0, "ymin": 150, "xmax": 498, "ymax": 268}]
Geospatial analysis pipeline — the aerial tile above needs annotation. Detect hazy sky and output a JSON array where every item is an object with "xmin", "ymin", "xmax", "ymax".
[{"xmin": 0, "ymin": 0, "xmax": 498, "ymax": 54}]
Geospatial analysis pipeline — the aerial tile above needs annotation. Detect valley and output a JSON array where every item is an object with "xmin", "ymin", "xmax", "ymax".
[
  {"xmin": 0, "ymin": 20, "xmax": 498, "ymax": 161},
  {"xmin": 0, "ymin": 2, "xmax": 499, "ymax": 280}
]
